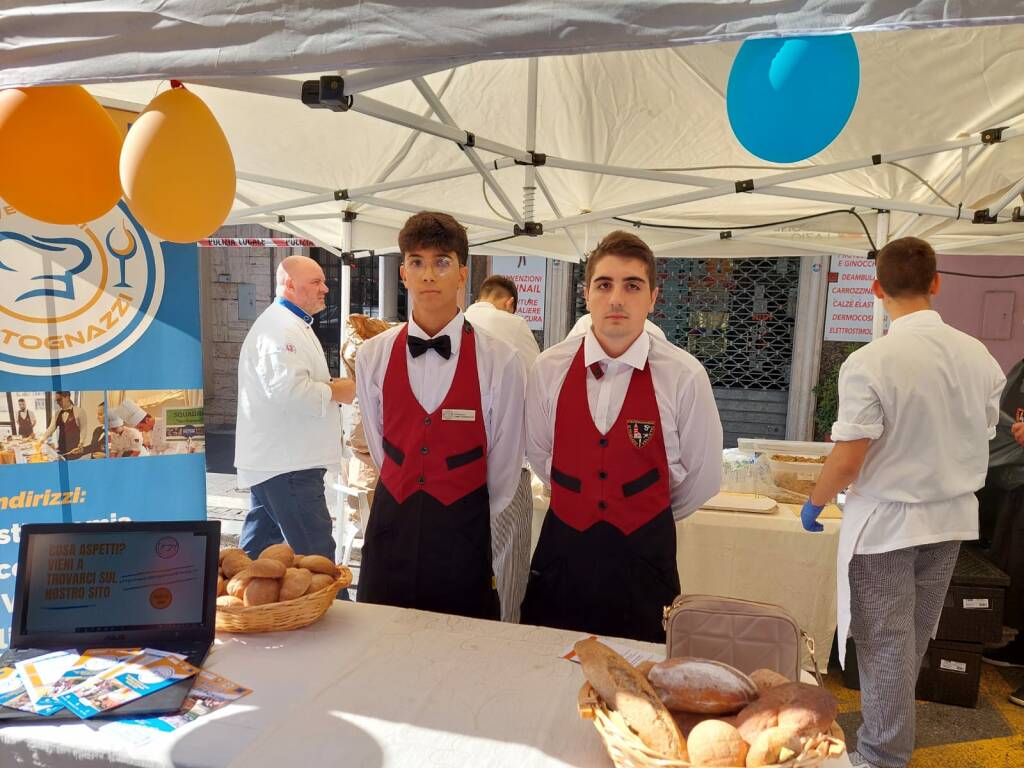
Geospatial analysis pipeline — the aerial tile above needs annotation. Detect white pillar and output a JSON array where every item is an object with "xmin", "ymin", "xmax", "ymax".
[
  {"xmin": 787, "ymin": 255, "xmax": 829, "ymax": 440},
  {"xmin": 378, "ymin": 255, "xmax": 400, "ymax": 320}
]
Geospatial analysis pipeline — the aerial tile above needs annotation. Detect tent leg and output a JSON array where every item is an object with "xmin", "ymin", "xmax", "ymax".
[{"xmin": 871, "ymin": 212, "xmax": 890, "ymax": 340}]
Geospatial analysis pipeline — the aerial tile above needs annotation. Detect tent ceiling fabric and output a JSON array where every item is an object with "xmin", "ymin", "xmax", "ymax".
[
  {"xmin": 4, "ymin": 1, "xmax": 1024, "ymax": 89},
  {"xmin": 13, "ymin": 20, "xmax": 1024, "ymax": 257}
]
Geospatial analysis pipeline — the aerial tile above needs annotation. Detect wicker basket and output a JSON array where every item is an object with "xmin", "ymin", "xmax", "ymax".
[
  {"xmin": 215, "ymin": 566, "xmax": 353, "ymax": 633},
  {"xmin": 577, "ymin": 683, "xmax": 845, "ymax": 768}
]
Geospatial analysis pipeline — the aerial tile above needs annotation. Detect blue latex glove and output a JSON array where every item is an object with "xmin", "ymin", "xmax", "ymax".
[{"xmin": 801, "ymin": 500, "xmax": 825, "ymax": 532}]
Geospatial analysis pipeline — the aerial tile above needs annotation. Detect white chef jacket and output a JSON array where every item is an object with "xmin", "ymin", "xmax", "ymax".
[
  {"xmin": 526, "ymin": 328, "xmax": 723, "ymax": 520},
  {"xmin": 464, "ymin": 301, "xmax": 541, "ymax": 371},
  {"xmin": 110, "ymin": 427, "xmax": 148, "ymax": 457},
  {"xmin": 235, "ymin": 301, "xmax": 341, "ymax": 488},
  {"xmin": 355, "ymin": 310, "xmax": 527, "ymax": 578},
  {"xmin": 567, "ymin": 313, "xmax": 667, "ymax": 341},
  {"xmin": 834, "ymin": 309, "xmax": 1005, "ymax": 666}
]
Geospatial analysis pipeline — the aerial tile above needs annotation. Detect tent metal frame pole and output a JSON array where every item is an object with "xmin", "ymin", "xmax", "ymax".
[
  {"xmin": 348, "ymin": 93, "xmax": 532, "ymax": 162},
  {"xmin": 479, "ymin": 239, "xmax": 580, "ymax": 264},
  {"xmin": 187, "ymin": 64, "xmax": 450, "ymax": 100},
  {"xmin": 872, "ymin": 212, "xmax": 890, "ymax": 340},
  {"xmin": 731, "ymin": 234, "xmax": 870, "ymax": 259},
  {"xmin": 237, "ymin": 171, "xmax": 333, "ymax": 194},
  {"xmin": 989, "ymin": 177, "xmax": 1024, "ymax": 216},
  {"xmin": 348, "ymin": 193, "xmax": 515, "ymax": 232},
  {"xmin": 234, "ymin": 189, "xmax": 345, "ymax": 257},
  {"xmin": 534, "ymin": 171, "xmax": 584, "ymax": 260},
  {"xmin": 523, "ymin": 58, "xmax": 539, "ymax": 223},
  {"xmin": 889, "ymin": 146, "xmax": 984, "ymax": 240},
  {"xmin": 228, "ymin": 161, "xmax": 518, "ymax": 222},
  {"xmin": 411, "ymin": 77, "xmax": 524, "ymax": 225}
]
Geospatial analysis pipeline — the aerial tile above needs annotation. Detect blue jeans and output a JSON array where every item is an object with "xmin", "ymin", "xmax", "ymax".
[{"xmin": 240, "ymin": 468, "xmax": 350, "ymax": 600}]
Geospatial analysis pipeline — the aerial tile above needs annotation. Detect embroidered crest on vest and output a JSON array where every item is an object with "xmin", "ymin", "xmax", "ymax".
[{"xmin": 626, "ymin": 419, "xmax": 656, "ymax": 449}]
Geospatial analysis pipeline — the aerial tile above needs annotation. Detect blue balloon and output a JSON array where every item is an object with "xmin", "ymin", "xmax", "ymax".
[{"xmin": 727, "ymin": 34, "xmax": 860, "ymax": 163}]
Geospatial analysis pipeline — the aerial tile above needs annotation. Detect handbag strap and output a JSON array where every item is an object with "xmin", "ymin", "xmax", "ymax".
[{"xmin": 802, "ymin": 630, "xmax": 823, "ymax": 687}]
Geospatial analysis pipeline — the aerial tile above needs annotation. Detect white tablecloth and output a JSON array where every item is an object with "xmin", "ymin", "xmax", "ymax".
[
  {"xmin": 676, "ymin": 505, "xmax": 840, "ymax": 671},
  {"xmin": 0, "ymin": 603, "xmax": 849, "ymax": 768}
]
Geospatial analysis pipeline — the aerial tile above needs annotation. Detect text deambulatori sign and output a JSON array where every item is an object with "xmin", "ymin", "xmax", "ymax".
[
  {"xmin": 490, "ymin": 255, "xmax": 546, "ymax": 331},
  {"xmin": 823, "ymin": 255, "xmax": 888, "ymax": 342}
]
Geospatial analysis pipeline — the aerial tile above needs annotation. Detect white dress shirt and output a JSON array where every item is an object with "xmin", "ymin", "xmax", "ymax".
[
  {"xmin": 235, "ymin": 302, "xmax": 341, "ymax": 488},
  {"xmin": 355, "ymin": 310, "xmax": 527, "ymax": 554},
  {"xmin": 527, "ymin": 328, "xmax": 723, "ymax": 520},
  {"xmin": 833, "ymin": 309, "xmax": 1005, "ymax": 666},
  {"xmin": 464, "ymin": 301, "xmax": 541, "ymax": 371},
  {"xmin": 567, "ymin": 313, "xmax": 667, "ymax": 341}
]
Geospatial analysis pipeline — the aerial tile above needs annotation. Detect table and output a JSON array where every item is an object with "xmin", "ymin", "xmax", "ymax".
[
  {"xmin": 676, "ymin": 505, "xmax": 840, "ymax": 671},
  {"xmin": 0, "ymin": 603, "xmax": 850, "ymax": 768}
]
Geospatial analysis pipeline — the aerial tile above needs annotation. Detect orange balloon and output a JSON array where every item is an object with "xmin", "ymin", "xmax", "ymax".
[
  {"xmin": 120, "ymin": 86, "xmax": 236, "ymax": 243},
  {"xmin": 0, "ymin": 85, "xmax": 122, "ymax": 224}
]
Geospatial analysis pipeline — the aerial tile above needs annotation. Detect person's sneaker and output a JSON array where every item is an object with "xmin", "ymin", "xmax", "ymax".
[
  {"xmin": 1011, "ymin": 684, "xmax": 1024, "ymax": 707},
  {"xmin": 983, "ymin": 639, "xmax": 1024, "ymax": 668}
]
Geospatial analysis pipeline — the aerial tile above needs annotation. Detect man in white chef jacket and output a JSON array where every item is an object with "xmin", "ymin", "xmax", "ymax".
[
  {"xmin": 464, "ymin": 274, "xmax": 540, "ymax": 622},
  {"xmin": 802, "ymin": 237, "xmax": 1005, "ymax": 768},
  {"xmin": 235, "ymin": 255, "xmax": 355, "ymax": 570}
]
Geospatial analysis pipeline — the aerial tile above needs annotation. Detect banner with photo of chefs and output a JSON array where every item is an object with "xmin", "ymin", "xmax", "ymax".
[{"xmin": 0, "ymin": 198, "xmax": 205, "ymax": 647}]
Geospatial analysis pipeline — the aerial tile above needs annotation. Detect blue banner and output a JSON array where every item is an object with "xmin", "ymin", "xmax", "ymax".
[{"xmin": 0, "ymin": 200, "xmax": 206, "ymax": 648}]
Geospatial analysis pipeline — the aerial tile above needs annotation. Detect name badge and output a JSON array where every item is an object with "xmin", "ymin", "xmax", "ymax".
[{"xmin": 442, "ymin": 409, "xmax": 476, "ymax": 422}]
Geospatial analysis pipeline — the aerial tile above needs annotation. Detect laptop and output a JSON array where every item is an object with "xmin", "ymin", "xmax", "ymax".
[{"xmin": 0, "ymin": 520, "xmax": 220, "ymax": 724}]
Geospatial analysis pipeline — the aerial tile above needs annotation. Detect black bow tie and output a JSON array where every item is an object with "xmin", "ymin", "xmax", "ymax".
[{"xmin": 408, "ymin": 334, "xmax": 452, "ymax": 360}]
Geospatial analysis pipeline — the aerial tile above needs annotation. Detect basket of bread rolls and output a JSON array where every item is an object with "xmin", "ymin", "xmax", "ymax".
[
  {"xmin": 215, "ymin": 543, "xmax": 353, "ymax": 633},
  {"xmin": 575, "ymin": 638, "xmax": 845, "ymax": 768}
]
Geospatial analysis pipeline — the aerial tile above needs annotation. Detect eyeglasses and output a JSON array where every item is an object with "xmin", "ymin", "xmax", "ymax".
[{"xmin": 403, "ymin": 255, "xmax": 456, "ymax": 277}]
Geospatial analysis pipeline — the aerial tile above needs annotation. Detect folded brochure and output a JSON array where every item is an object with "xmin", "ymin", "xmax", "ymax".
[
  {"xmin": 4, "ymin": 650, "xmax": 78, "ymax": 715},
  {"xmin": 58, "ymin": 650, "xmax": 199, "ymax": 719},
  {"xmin": 35, "ymin": 648, "xmax": 142, "ymax": 715}
]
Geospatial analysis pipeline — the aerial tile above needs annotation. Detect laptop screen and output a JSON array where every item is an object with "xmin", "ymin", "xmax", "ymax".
[{"xmin": 11, "ymin": 522, "xmax": 219, "ymax": 647}]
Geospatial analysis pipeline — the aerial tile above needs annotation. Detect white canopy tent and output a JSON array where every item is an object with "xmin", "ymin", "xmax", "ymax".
[{"xmin": 6, "ymin": 4, "xmax": 1024, "ymax": 336}]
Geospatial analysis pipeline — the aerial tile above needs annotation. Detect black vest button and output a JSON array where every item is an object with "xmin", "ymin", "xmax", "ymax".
[
  {"xmin": 599, "ymin": 438, "xmax": 608, "ymax": 447},
  {"xmin": 598, "ymin": 500, "xmax": 608, "ymax": 510},
  {"xmin": 421, "ymin": 446, "xmax": 429, "ymax": 454},
  {"xmin": 599, "ymin": 471, "xmax": 608, "ymax": 480},
  {"xmin": 418, "ymin": 476, "xmax": 426, "ymax": 484},
  {"xmin": 424, "ymin": 416, "xmax": 432, "ymax": 425}
]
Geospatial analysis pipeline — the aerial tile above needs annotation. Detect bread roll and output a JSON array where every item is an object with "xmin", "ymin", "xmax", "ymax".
[
  {"xmin": 221, "ymin": 552, "xmax": 253, "ymax": 578},
  {"xmin": 648, "ymin": 658, "xmax": 757, "ymax": 714},
  {"xmin": 217, "ymin": 575, "xmax": 227, "ymax": 597},
  {"xmin": 574, "ymin": 638, "xmax": 687, "ymax": 761},
  {"xmin": 280, "ymin": 567, "xmax": 313, "ymax": 601},
  {"xmin": 735, "ymin": 682, "xmax": 838, "ymax": 744},
  {"xmin": 298, "ymin": 555, "xmax": 338, "ymax": 576},
  {"xmin": 307, "ymin": 573, "xmax": 336, "ymax": 593},
  {"xmin": 259, "ymin": 543, "xmax": 295, "ymax": 567},
  {"xmin": 217, "ymin": 595, "xmax": 244, "ymax": 608},
  {"xmin": 746, "ymin": 726, "xmax": 802, "ymax": 767},
  {"xmin": 243, "ymin": 577, "xmax": 281, "ymax": 607},
  {"xmin": 248, "ymin": 558, "xmax": 287, "ymax": 579},
  {"xmin": 672, "ymin": 711, "xmax": 735, "ymax": 740},
  {"xmin": 226, "ymin": 569, "xmax": 255, "ymax": 599},
  {"xmin": 218, "ymin": 547, "xmax": 246, "ymax": 564},
  {"xmin": 686, "ymin": 719, "xmax": 748, "ymax": 767},
  {"xmin": 293, "ymin": 553, "xmax": 305, "ymax": 567},
  {"xmin": 749, "ymin": 668, "xmax": 790, "ymax": 694}
]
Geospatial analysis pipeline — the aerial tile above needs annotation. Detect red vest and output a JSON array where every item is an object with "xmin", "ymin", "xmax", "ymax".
[
  {"xmin": 379, "ymin": 323, "xmax": 488, "ymax": 504},
  {"xmin": 550, "ymin": 345, "xmax": 670, "ymax": 535}
]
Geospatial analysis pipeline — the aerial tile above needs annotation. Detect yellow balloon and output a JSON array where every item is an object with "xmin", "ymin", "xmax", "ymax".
[
  {"xmin": 0, "ymin": 85, "xmax": 122, "ymax": 224},
  {"xmin": 120, "ymin": 86, "xmax": 236, "ymax": 243}
]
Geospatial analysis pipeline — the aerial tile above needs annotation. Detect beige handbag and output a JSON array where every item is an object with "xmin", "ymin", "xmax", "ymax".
[{"xmin": 663, "ymin": 594, "xmax": 822, "ymax": 685}]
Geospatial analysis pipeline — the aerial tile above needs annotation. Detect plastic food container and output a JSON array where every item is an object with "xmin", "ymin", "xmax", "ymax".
[{"xmin": 768, "ymin": 454, "xmax": 827, "ymax": 496}]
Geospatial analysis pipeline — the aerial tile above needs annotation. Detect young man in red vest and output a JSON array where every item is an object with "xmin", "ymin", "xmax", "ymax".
[
  {"xmin": 521, "ymin": 231, "xmax": 723, "ymax": 641},
  {"xmin": 355, "ymin": 212, "xmax": 527, "ymax": 620}
]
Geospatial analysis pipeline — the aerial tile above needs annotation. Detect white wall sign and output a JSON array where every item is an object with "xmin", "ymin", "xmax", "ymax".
[
  {"xmin": 823, "ymin": 255, "xmax": 886, "ymax": 342},
  {"xmin": 490, "ymin": 255, "xmax": 546, "ymax": 331}
]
